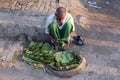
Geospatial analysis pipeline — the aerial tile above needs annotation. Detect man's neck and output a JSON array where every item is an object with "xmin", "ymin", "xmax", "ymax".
[{"xmin": 57, "ymin": 20, "xmax": 62, "ymax": 26}]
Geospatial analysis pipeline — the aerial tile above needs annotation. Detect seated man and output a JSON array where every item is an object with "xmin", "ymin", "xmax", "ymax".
[{"xmin": 45, "ymin": 7, "xmax": 75, "ymax": 47}]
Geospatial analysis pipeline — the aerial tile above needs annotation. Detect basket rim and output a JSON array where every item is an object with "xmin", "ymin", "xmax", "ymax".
[{"xmin": 47, "ymin": 56, "xmax": 84, "ymax": 71}]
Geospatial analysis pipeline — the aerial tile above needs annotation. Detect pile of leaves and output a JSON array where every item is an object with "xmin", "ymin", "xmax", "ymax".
[
  {"xmin": 22, "ymin": 42, "xmax": 55, "ymax": 68},
  {"xmin": 23, "ymin": 42, "xmax": 80, "ymax": 70},
  {"xmin": 53, "ymin": 51, "xmax": 79, "ymax": 70}
]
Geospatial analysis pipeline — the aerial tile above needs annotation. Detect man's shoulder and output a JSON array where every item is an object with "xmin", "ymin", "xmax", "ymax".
[
  {"xmin": 47, "ymin": 14, "xmax": 55, "ymax": 19},
  {"xmin": 67, "ymin": 13, "xmax": 71, "ymax": 15},
  {"xmin": 66, "ymin": 13, "xmax": 73, "ymax": 18}
]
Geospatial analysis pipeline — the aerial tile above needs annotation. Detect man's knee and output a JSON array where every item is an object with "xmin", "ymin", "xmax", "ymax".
[
  {"xmin": 64, "ymin": 22, "xmax": 73, "ymax": 30},
  {"xmin": 48, "ymin": 22, "xmax": 58, "ymax": 30},
  {"xmin": 64, "ymin": 22, "xmax": 72, "ymax": 26}
]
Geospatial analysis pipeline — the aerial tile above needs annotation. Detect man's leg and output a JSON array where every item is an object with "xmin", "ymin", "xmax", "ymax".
[
  {"xmin": 48, "ymin": 22, "xmax": 60, "ymax": 39},
  {"xmin": 58, "ymin": 22, "xmax": 73, "ymax": 47},
  {"xmin": 60, "ymin": 22, "xmax": 73, "ymax": 40}
]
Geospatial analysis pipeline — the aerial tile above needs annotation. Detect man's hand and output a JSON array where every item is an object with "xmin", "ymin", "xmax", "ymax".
[
  {"xmin": 46, "ymin": 34, "xmax": 59, "ymax": 50},
  {"xmin": 51, "ymin": 39, "xmax": 56, "ymax": 44},
  {"xmin": 70, "ymin": 31, "xmax": 76, "ymax": 37},
  {"xmin": 47, "ymin": 34, "xmax": 56, "ymax": 43}
]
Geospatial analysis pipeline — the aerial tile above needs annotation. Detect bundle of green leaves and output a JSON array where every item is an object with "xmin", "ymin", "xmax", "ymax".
[
  {"xmin": 57, "ymin": 39, "xmax": 68, "ymax": 47},
  {"xmin": 23, "ymin": 42, "xmax": 80, "ymax": 70},
  {"xmin": 23, "ymin": 42, "xmax": 55, "ymax": 68},
  {"xmin": 52, "ymin": 51, "xmax": 79, "ymax": 70}
]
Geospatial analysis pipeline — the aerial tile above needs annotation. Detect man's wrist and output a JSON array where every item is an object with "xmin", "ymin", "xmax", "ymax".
[{"xmin": 47, "ymin": 34, "xmax": 55, "ymax": 41}]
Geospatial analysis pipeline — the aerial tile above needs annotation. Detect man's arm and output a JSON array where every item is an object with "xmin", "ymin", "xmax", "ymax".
[
  {"xmin": 46, "ymin": 34, "xmax": 56, "ymax": 42},
  {"xmin": 70, "ymin": 31, "xmax": 76, "ymax": 37}
]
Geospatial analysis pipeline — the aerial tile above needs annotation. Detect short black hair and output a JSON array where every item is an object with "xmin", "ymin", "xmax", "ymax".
[{"xmin": 55, "ymin": 7, "xmax": 66, "ymax": 16}]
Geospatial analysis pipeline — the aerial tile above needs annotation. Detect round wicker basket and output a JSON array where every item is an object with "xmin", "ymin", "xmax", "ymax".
[{"xmin": 45, "ymin": 56, "xmax": 87, "ymax": 77}]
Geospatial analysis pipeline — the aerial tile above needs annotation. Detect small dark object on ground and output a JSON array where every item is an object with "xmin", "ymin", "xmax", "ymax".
[{"xmin": 72, "ymin": 35, "xmax": 85, "ymax": 46}]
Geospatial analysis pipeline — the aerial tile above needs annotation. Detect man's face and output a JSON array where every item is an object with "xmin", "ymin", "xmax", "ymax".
[{"xmin": 56, "ymin": 13, "xmax": 66, "ymax": 21}]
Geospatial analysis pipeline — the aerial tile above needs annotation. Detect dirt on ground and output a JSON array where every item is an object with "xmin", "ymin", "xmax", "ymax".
[{"xmin": 0, "ymin": 0, "xmax": 120, "ymax": 80}]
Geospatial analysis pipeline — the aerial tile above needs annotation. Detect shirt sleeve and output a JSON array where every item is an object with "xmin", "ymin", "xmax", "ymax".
[
  {"xmin": 70, "ymin": 16, "xmax": 75, "ymax": 31},
  {"xmin": 45, "ymin": 14, "xmax": 55, "ymax": 34},
  {"xmin": 68, "ymin": 13, "xmax": 75, "ymax": 31},
  {"xmin": 45, "ymin": 17, "xmax": 49, "ymax": 34}
]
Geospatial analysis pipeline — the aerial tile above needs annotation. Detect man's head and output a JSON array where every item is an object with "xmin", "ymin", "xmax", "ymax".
[{"xmin": 55, "ymin": 7, "xmax": 66, "ymax": 21}]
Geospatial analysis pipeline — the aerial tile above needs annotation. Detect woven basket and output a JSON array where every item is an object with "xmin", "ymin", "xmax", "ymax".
[{"xmin": 45, "ymin": 55, "xmax": 87, "ymax": 77}]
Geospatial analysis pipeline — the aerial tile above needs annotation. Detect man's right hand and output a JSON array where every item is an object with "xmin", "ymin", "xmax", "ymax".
[
  {"xmin": 51, "ymin": 39, "xmax": 56, "ymax": 44},
  {"xmin": 47, "ymin": 34, "xmax": 56, "ymax": 44}
]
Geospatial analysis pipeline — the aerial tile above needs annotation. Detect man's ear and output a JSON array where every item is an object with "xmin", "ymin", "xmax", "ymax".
[
  {"xmin": 55, "ymin": 12, "xmax": 58, "ymax": 17},
  {"xmin": 55, "ymin": 13, "xmax": 57, "ymax": 16}
]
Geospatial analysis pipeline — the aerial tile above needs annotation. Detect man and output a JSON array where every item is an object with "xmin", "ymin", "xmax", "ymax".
[{"xmin": 45, "ymin": 7, "xmax": 75, "ymax": 47}]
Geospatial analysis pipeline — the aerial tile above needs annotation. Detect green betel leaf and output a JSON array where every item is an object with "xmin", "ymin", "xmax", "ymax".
[
  {"xmin": 38, "ymin": 42, "xmax": 43, "ymax": 47},
  {"xmin": 42, "ymin": 43, "xmax": 52, "ymax": 50},
  {"xmin": 48, "ymin": 50, "xmax": 55, "ymax": 55},
  {"xmin": 61, "ymin": 51, "xmax": 73, "ymax": 64},
  {"xmin": 61, "ymin": 54, "xmax": 69, "ymax": 64},
  {"xmin": 55, "ymin": 52, "xmax": 62, "ymax": 63},
  {"xmin": 65, "ymin": 51, "xmax": 74, "ymax": 62},
  {"xmin": 29, "ymin": 42, "xmax": 43, "ymax": 50},
  {"xmin": 54, "ymin": 51, "xmax": 78, "ymax": 67},
  {"xmin": 29, "ymin": 41, "xmax": 37, "ymax": 47},
  {"xmin": 22, "ymin": 55, "xmax": 39, "ymax": 63},
  {"xmin": 41, "ymin": 49, "xmax": 49, "ymax": 55}
]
